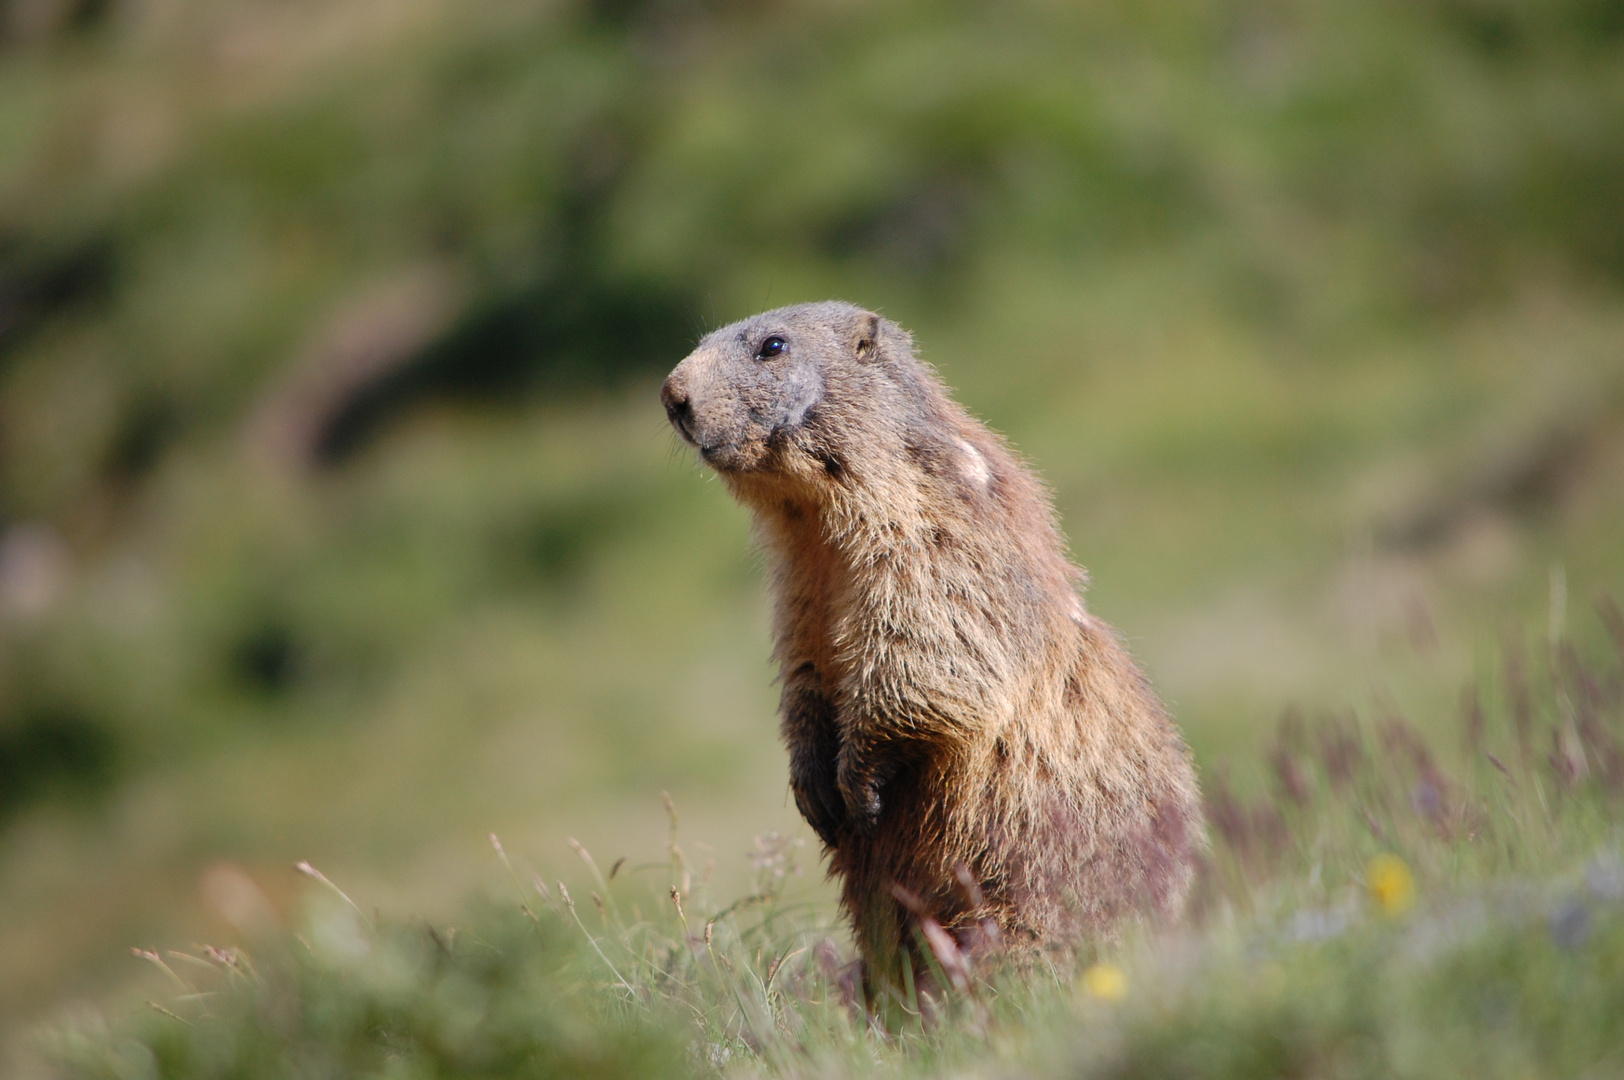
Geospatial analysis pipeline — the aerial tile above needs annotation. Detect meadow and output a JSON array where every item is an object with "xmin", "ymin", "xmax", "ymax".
[
  {"xmin": 2, "ymin": 0, "xmax": 1624, "ymax": 1072},
  {"xmin": 33, "ymin": 598, "xmax": 1624, "ymax": 1078}
]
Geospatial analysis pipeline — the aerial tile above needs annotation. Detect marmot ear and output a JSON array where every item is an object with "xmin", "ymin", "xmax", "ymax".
[{"xmin": 853, "ymin": 313, "xmax": 882, "ymax": 362}]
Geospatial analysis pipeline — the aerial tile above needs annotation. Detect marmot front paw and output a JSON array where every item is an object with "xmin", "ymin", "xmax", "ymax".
[
  {"xmin": 790, "ymin": 755, "xmax": 845, "ymax": 847},
  {"xmin": 836, "ymin": 751, "xmax": 884, "ymax": 832}
]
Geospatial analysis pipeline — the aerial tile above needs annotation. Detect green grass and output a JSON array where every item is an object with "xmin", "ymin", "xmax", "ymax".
[{"xmin": 26, "ymin": 603, "xmax": 1624, "ymax": 1079}]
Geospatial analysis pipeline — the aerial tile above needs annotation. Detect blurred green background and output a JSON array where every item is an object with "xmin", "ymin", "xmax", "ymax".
[{"xmin": 1, "ymin": 0, "xmax": 1622, "ymax": 1047}]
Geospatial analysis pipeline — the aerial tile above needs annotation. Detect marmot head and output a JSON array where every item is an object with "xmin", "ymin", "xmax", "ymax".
[{"xmin": 661, "ymin": 301, "xmax": 917, "ymax": 480}]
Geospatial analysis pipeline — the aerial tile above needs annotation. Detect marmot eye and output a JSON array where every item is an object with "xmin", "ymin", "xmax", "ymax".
[{"xmin": 756, "ymin": 336, "xmax": 787, "ymax": 360}]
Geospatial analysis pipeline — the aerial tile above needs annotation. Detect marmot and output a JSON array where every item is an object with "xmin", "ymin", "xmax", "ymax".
[{"xmin": 661, "ymin": 302, "xmax": 1202, "ymax": 987}]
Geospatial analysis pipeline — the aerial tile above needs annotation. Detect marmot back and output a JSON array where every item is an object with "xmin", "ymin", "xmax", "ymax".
[{"xmin": 661, "ymin": 301, "xmax": 1202, "ymax": 989}]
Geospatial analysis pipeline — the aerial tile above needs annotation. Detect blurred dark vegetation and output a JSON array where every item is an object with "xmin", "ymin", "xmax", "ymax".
[{"xmin": 1, "ymin": 0, "xmax": 1623, "ymax": 1043}]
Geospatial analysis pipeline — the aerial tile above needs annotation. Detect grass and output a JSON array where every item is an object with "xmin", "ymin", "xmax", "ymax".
[{"xmin": 24, "ymin": 598, "xmax": 1624, "ymax": 1079}]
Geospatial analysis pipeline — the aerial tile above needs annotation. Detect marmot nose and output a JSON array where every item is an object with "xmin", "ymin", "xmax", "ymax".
[{"xmin": 661, "ymin": 375, "xmax": 695, "ymax": 442}]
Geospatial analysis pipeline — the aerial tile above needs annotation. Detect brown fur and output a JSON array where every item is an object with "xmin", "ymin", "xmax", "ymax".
[{"xmin": 661, "ymin": 302, "xmax": 1202, "ymax": 983}]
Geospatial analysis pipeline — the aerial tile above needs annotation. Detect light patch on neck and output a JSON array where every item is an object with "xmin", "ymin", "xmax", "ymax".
[
  {"xmin": 1069, "ymin": 595, "xmax": 1086, "ymax": 624},
  {"xmin": 957, "ymin": 439, "xmax": 990, "ymax": 487}
]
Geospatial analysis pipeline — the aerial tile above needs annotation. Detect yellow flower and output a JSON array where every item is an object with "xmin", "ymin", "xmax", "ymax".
[
  {"xmin": 1367, "ymin": 853, "xmax": 1415, "ymax": 915},
  {"xmin": 1080, "ymin": 962, "xmax": 1128, "ymax": 1001}
]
